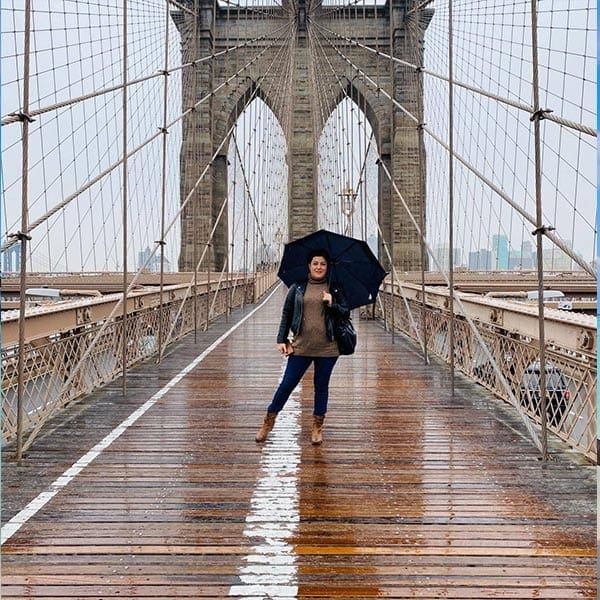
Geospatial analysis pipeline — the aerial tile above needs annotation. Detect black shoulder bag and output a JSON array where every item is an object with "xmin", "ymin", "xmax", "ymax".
[{"xmin": 334, "ymin": 314, "xmax": 357, "ymax": 355}]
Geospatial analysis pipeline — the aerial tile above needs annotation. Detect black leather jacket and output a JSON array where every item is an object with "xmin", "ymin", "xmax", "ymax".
[{"xmin": 277, "ymin": 280, "xmax": 350, "ymax": 344}]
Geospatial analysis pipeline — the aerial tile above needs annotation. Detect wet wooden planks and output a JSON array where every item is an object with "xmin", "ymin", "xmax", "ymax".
[{"xmin": 1, "ymin": 287, "xmax": 596, "ymax": 599}]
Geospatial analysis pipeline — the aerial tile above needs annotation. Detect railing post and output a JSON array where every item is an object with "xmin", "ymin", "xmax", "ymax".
[
  {"xmin": 15, "ymin": 0, "xmax": 33, "ymax": 464},
  {"xmin": 529, "ymin": 0, "xmax": 549, "ymax": 460}
]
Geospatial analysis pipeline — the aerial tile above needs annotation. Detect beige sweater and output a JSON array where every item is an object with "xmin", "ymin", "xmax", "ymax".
[{"xmin": 291, "ymin": 280, "xmax": 339, "ymax": 357}]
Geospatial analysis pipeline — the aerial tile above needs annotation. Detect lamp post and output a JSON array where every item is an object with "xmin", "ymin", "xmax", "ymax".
[
  {"xmin": 274, "ymin": 226, "xmax": 283, "ymax": 263},
  {"xmin": 338, "ymin": 185, "xmax": 357, "ymax": 237}
]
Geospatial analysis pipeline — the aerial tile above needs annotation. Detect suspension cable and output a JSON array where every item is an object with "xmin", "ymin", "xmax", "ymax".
[
  {"xmin": 2, "ymin": 22, "xmax": 293, "ymax": 254},
  {"xmin": 312, "ymin": 21, "xmax": 597, "ymax": 138},
  {"xmin": 377, "ymin": 155, "xmax": 543, "ymax": 453},
  {"xmin": 1, "ymin": 25, "xmax": 291, "ymax": 127},
  {"xmin": 52, "ymin": 18, "xmax": 296, "ymax": 392},
  {"xmin": 312, "ymin": 23, "xmax": 596, "ymax": 277}
]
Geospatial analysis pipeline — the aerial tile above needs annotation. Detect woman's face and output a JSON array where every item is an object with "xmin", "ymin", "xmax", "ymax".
[{"xmin": 309, "ymin": 256, "xmax": 328, "ymax": 281}]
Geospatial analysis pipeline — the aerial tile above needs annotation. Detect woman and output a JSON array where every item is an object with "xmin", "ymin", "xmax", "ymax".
[{"xmin": 255, "ymin": 248, "xmax": 350, "ymax": 445}]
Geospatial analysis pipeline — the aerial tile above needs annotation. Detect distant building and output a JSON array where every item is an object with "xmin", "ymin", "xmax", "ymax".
[
  {"xmin": 433, "ymin": 245, "xmax": 463, "ymax": 269},
  {"xmin": 468, "ymin": 249, "xmax": 491, "ymax": 270},
  {"xmin": 544, "ymin": 246, "xmax": 573, "ymax": 271},
  {"xmin": 508, "ymin": 243, "xmax": 535, "ymax": 270},
  {"xmin": 508, "ymin": 250, "xmax": 521, "ymax": 270},
  {"xmin": 138, "ymin": 246, "xmax": 171, "ymax": 272},
  {"xmin": 453, "ymin": 247, "xmax": 463, "ymax": 268},
  {"xmin": 520, "ymin": 241, "xmax": 534, "ymax": 269},
  {"xmin": 492, "ymin": 234, "xmax": 509, "ymax": 269},
  {"xmin": 2, "ymin": 245, "xmax": 21, "ymax": 273}
]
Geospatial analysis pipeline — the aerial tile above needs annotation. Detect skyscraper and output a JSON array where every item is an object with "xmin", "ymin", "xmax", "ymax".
[
  {"xmin": 492, "ymin": 234, "xmax": 509, "ymax": 270},
  {"xmin": 468, "ymin": 249, "xmax": 491, "ymax": 270}
]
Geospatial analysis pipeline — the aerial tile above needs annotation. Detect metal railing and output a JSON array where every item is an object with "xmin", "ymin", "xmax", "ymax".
[
  {"xmin": 1, "ymin": 271, "xmax": 279, "ymax": 450},
  {"xmin": 376, "ymin": 282, "xmax": 597, "ymax": 461}
]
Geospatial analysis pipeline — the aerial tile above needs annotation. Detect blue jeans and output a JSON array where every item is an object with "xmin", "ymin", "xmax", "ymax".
[{"xmin": 267, "ymin": 355, "xmax": 338, "ymax": 416}]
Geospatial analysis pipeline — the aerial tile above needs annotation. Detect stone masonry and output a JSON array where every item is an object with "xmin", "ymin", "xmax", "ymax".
[{"xmin": 174, "ymin": 0, "xmax": 430, "ymax": 272}]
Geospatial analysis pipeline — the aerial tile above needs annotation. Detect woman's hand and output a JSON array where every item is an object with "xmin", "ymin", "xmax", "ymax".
[
  {"xmin": 278, "ymin": 343, "xmax": 290, "ymax": 355},
  {"xmin": 322, "ymin": 291, "xmax": 333, "ymax": 306}
]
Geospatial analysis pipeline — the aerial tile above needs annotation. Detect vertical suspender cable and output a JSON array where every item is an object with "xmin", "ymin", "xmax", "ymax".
[
  {"xmin": 193, "ymin": 0, "xmax": 200, "ymax": 344},
  {"xmin": 121, "ymin": 0, "xmax": 129, "ymax": 397},
  {"xmin": 224, "ymin": 0, "xmax": 232, "ymax": 315},
  {"xmin": 373, "ymin": 4, "xmax": 387, "ymax": 333},
  {"xmin": 361, "ymin": 100, "xmax": 367, "ymax": 242},
  {"xmin": 447, "ymin": 0, "xmax": 455, "ymax": 395},
  {"xmin": 252, "ymin": 102, "xmax": 258, "ymax": 281},
  {"xmin": 15, "ymin": 0, "xmax": 33, "ymax": 464},
  {"xmin": 249, "ymin": 102, "xmax": 254, "ymax": 280},
  {"xmin": 210, "ymin": 0, "xmax": 218, "ymax": 315},
  {"xmin": 337, "ymin": 109, "xmax": 342, "ymax": 233},
  {"xmin": 261, "ymin": 105, "xmax": 268, "ymax": 276},
  {"xmin": 157, "ymin": 0, "xmax": 171, "ymax": 361},
  {"xmin": 232, "ymin": 133, "xmax": 239, "ymax": 289},
  {"xmin": 194, "ymin": 190, "xmax": 199, "ymax": 340},
  {"xmin": 242, "ymin": 167, "xmax": 248, "ymax": 307},
  {"xmin": 241, "ymin": 103, "xmax": 246, "ymax": 288},
  {"xmin": 205, "ymin": 0, "xmax": 215, "ymax": 329},
  {"xmin": 231, "ymin": 135, "xmax": 246, "ymax": 308},
  {"xmin": 230, "ymin": 157, "xmax": 237, "ymax": 307},
  {"xmin": 256, "ymin": 92, "xmax": 260, "ymax": 275},
  {"xmin": 343, "ymin": 93, "xmax": 350, "ymax": 228},
  {"xmin": 361, "ymin": 0, "xmax": 368, "ymax": 248},
  {"xmin": 206, "ymin": 238, "xmax": 211, "ymax": 330},
  {"xmin": 530, "ymin": 0, "xmax": 549, "ymax": 460},
  {"xmin": 225, "ymin": 4, "xmax": 233, "ymax": 318},
  {"xmin": 410, "ymin": 1, "xmax": 428, "ymax": 365},
  {"xmin": 349, "ymin": 90, "xmax": 355, "ymax": 235},
  {"xmin": 388, "ymin": 0, "xmax": 395, "ymax": 344},
  {"xmin": 242, "ymin": 102, "xmax": 248, "ymax": 303}
]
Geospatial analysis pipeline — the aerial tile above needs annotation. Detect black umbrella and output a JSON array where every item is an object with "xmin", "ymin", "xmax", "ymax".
[{"xmin": 277, "ymin": 229, "xmax": 387, "ymax": 310}]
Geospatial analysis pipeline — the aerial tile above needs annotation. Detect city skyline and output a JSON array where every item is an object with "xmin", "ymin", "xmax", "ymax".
[{"xmin": 434, "ymin": 234, "xmax": 584, "ymax": 272}]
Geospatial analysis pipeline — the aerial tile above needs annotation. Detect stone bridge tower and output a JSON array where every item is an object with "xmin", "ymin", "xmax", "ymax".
[{"xmin": 174, "ymin": 0, "xmax": 430, "ymax": 272}]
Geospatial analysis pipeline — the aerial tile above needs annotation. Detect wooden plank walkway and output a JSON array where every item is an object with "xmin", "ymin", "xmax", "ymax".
[{"xmin": 1, "ymin": 286, "xmax": 596, "ymax": 599}]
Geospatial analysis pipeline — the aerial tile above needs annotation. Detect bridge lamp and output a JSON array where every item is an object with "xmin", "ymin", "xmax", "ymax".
[
  {"xmin": 274, "ymin": 227, "xmax": 283, "ymax": 262},
  {"xmin": 338, "ymin": 185, "xmax": 357, "ymax": 237}
]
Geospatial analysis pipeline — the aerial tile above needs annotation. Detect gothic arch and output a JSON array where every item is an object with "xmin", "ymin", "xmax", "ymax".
[
  {"xmin": 212, "ymin": 80, "xmax": 286, "ymax": 152},
  {"xmin": 316, "ymin": 77, "xmax": 382, "ymax": 154}
]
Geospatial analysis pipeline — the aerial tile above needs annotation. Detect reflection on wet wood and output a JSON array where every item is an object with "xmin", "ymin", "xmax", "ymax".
[{"xmin": 1, "ymin": 289, "xmax": 596, "ymax": 598}]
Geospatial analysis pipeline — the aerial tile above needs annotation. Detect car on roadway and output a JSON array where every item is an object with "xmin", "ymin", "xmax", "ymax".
[{"xmin": 519, "ymin": 362, "xmax": 571, "ymax": 427}]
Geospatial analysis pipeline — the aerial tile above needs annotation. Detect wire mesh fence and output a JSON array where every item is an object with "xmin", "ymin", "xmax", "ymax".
[
  {"xmin": 377, "ymin": 286, "xmax": 596, "ymax": 461},
  {"xmin": 1, "ymin": 275, "xmax": 269, "ymax": 449}
]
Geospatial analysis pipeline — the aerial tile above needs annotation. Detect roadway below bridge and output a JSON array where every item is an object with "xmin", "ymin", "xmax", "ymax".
[{"xmin": 1, "ymin": 286, "xmax": 596, "ymax": 598}]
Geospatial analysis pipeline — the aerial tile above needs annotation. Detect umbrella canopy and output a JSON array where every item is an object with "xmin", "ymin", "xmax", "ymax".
[{"xmin": 277, "ymin": 229, "xmax": 387, "ymax": 310}]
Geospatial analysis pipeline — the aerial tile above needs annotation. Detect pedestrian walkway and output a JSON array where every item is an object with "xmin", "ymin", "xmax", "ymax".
[{"xmin": 1, "ymin": 286, "xmax": 596, "ymax": 598}]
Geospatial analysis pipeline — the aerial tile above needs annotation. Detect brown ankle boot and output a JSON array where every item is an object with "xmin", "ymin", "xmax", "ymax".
[
  {"xmin": 311, "ymin": 415, "xmax": 325, "ymax": 445},
  {"xmin": 255, "ymin": 412, "xmax": 277, "ymax": 442}
]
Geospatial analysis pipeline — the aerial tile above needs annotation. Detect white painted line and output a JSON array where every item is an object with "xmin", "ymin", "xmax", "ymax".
[
  {"xmin": 1, "ymin": 286, "xmax": 282, "ymax": 545},
  {"xmin": 229, "ymin": 362, "xmax": 301, "ymax": 599}
]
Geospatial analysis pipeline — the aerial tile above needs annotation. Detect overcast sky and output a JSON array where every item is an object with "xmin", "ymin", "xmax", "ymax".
[{"xmin": 1, "ymin": 0, "xmax": 596, "ymax": 273}]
